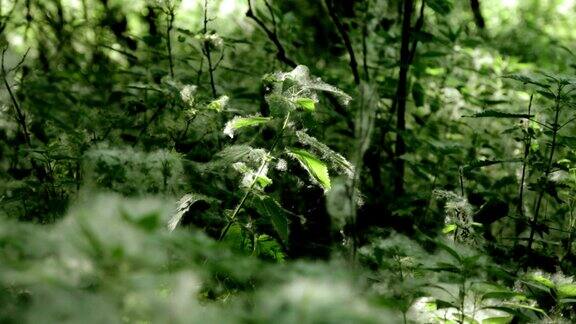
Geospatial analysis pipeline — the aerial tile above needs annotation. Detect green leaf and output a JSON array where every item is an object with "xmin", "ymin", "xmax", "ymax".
[
  {"xmin": 223, "ymin": 116, "xmax": 272, "ymax": 138},
  {"xmin": 168, "ymin": 193, "xmax": 212, "ymax": 231},
  {"xmin": 482, "ymin": 316, "xmax": 513, "ymax": 324},
  {"xmin": 426, "ymin": 0, "xmax": 453, "ymax": 15},
  {"xmin": 254, "ymin": 234, "xmax": 285, "ymax": 261},
  {"xmin": 434, "ymin": 240, "xmax": 462, "ymax": 262},
  {"xmin": 525, "ymin": 274, "xmax": 555, "ymax": 288},
  {"xmin": 412, "ymin": 82, "xmax": 425, "ymax": 107},
  {"xmin": 502, "ymin": 74, "xmax": 550, "ymax": 89},
  {"xmin": 482, "ymin": 291, "xmax": 524, "ymax": 301},
  {"xmin": 287, "ymin": 148, "xmax": 331, "ymax": 191},
  {"xmin": 463, "ymin": 159, "xmax": 523, "ymax": 172},
  {"xmin": 559, "ymin": 298, "xmax": 576, "ymax": 304},
  {"xmin": 557, "ymin": 283, "xmax": 576, "ymax": 298},
  {"xmin": 255, "ymin": 175, "xmax": 273, "ymax": 188},
  {"xmin": 295, "ymin": 98, "xmax": 316, "ymax": 111},
  {"xmin": 252, "ymin": 196, "xmax": 290, "ymax": 243},
  {"xmin": 434, "ymin": 299, "xmax": 458, "ymax": 310},
  {"xmin": 295, "ymin": 131, "xmax": 354, "ymax": 178},
  {"xmin": 207, "ymin": 95, "xmax": 230, "ymax": 111},
  {"xmin": 500, "ymin": 302, "xmax": 547, "ymax": 316},
  {"xmin": 463, "ymin": 110, "xmax": 534, "ymax": 119},
  {"xmin": 442, "ymin": 223, "xmax": 457, "ymax": 234},
  {"xmin": 481, "ymin": 307, "xmax": 531, "ymax": 322}
]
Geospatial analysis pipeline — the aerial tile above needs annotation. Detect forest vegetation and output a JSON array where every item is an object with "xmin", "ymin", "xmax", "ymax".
[{"xmin": 2, "ymin": 0, "xmax": 576, "ymax": 323}]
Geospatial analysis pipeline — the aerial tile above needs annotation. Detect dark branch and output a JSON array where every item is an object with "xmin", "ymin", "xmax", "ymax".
[
  {"xmin": 324, "ymin": 0, "xmax": 361, "ymax": 85},
  {"xmin": 246, "ymin": 0, "xmax": 296, "ymax": 68},
  {"xmin": 393, "ymin": 0, "xmax": 415, "ymax": 197},
  {"xmin": 470, "ymin": 0, "xmax": 486, "ymax": 29},
  {"xmin": 1, "ymin": 47, "xmax": 31, "ymax": 146}
]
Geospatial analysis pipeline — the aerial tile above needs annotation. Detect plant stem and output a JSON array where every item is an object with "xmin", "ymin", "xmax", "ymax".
[
  {"xmin": 470, "ymin": 0, "xmax": 486, "ymax": 29},
  {"xmin": 203, "ymin": 0, "xmax": 217, "ymax": 97},
  {"xmin": 527, "ymin": 87, "xmax": 563, "ymax": 253},
  {"xmin": 362, "ymin": 1, "xmax": 369, "ymax": 81},
  {"xmin": 166, "ymin": 6, "xmax": 175, "ymax": 78},
  {"xmin": 219, "ymin": 112, "xmax": 292, "ymax": 241},
  {"xmin": 246, "ymin": 0, "xmax": 296, "ymax": 68},
  {"xmin": 325, "ymin": 0, "xmax": 360, "ymax": 85},
  {"xmin": 517, "ymin": 94, "xmax": 533, "ymax": 247},
  {"xmin": 1, "ymin": 47, "xmax": 31, "ymax": 146},
  {"xmin": 393, "ymin": 0, "xmax": 414, "ymax": 197},
  {"xmin": 460, "ymin": 281, "xmax": 466, "ymax": 324}
]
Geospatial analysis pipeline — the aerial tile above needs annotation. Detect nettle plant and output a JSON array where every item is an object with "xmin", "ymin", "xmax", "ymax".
[
  {"xmin": 470, "ymin": 73, "xmax": 576, "ymax": 263},
  {"xmin": 219, "ymin": 65, "xmax": 354, "ymax": 247},
  {"xmin": 171, "ymin": 65, "xmax": 354, "ymax": 256}
]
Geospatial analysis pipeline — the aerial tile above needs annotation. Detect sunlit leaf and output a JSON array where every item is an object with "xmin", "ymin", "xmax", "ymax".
[
  {"xmin": 223, "ymin": 116, "xmax": 272, "ymax": 138},
  {"xmin": 442, "ymin": 223, "xmax": 457, "ymax": 234},
  {"xmin": 295, "ymin": 98, "xmax": 316, "ymax": 111},
  {"xmin": 557, "ymin": 283, "xmax": 576, "ymax": 298},
  {"xmin": 287, "ymin": 148, "xmax": 331, "ymax": 191}
]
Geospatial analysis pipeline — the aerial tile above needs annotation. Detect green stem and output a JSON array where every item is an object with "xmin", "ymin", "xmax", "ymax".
[
  {"xmin": 516, "ymin": 94, "xmax": 533, "ymax": 248},
  {"xmin": 219, "ymin": 112, "xmax": 292, "ymax": 241},
  {"xmin": 527, "ymin": 87, "xmax": 563, "ymax": 254}
]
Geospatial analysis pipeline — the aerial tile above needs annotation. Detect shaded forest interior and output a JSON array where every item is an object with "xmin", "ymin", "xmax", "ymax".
[{"xmin": 2, "ymin": 0, "xmax": 576, "ymax": 323}]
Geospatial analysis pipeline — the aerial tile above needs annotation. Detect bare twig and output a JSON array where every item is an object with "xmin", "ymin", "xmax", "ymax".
[
  {"xmin": 470, "ymin": 0, "xmax": 486, "ymax": 29},
  {"xmin": 203, "ymin": 0, "xmax": 218, "ymax": 97},
  {"xmin": 408, "ymin": 1, "xmax": 425, "ymax": 65},
  {"xmin": 165, "ymin": 4, "xmax": 176, "ymax": 78},
  {"xmin": 324, "ymin": 0, "xmax": 360, "ymax": 85},
  {"xmin": 527, "ymin": 86, "xmax": 564, "ymax": 255},
  {"xmin": 393, "ymin": 0, "xmax": 415, "ymax": 197},
  {"xmin": 246, "ymin": 0, "xmax": 296, "ymax": 68},
  {"xmin": 517, "ymin": 94, "xmax": 534, "ymax": 245},
  {"xmin": 559, "ymin": 114, "xmax": 576, "ymax": 130},
  {"xmin": 1, "ymin": 47, "xmax": 31, "ymax": 146},
  {"xmin": 361, "ymin": 1, "xmax": 370, "ymax": 81},
  {"xmin": 528, "ymin": 118, "xmax": 553, "ymax": 130}
]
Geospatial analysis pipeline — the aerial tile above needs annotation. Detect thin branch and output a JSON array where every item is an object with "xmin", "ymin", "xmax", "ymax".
[
  {"xmin": 263, "ymin": 0, "xmax": 276, "ymax": 32},
  {"xmin": 527, "ymin": 87, "xmax": 564, "ymax": 257},
  {"xmin": 559, "ymin": 114, "xmax": 576, "ymax": 130},
  {"xmin": 361, "ymin": 1, "xmax": 369, "ymax": 81},
  {"xmin": 99, "ymin": 44, "xmax": 138, "ymax": 61},
  {"xmin": 470, "ymin": 0, "xmax": 486, "ymax": 29},
  {"xmin": 393, "ymin": 0, "xmax": 415, "ymax": 197},
  {"xmin": 212, "ymin": 48, "xmax": 225, "ymax": 71},
  {"xmin": 528, "ymin": 118, "xmax": 553, "ymax": 131},
  {"xmin": 166, "ymin": 5, "xmax": 175, "ymax": 78},
  {"xmin": 517, "ymin": 94, "xmax": 533, "ymax": 248},
  {"xmin": 408, "ymin": 1, "xmax": 425, "ymax": 65},
  {"xmin": 246, "ymin": 0, "xmax": 296, "ymax": 68},
  {"xmin": 1, "ymin": 47, "xmax": 31, "ymax": 146},
  {"xmin": 324, "ymin": 0, "xmax": 360, "ymax": 85},
  {"xmin": 203, "ymin": 0, "xmax": 217, "ymax": 97}
]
